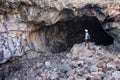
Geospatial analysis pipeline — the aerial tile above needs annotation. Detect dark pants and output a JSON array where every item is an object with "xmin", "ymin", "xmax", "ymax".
[{"xmin": 85, "ymin": 39, "xmax": 89, "ymax": 46}]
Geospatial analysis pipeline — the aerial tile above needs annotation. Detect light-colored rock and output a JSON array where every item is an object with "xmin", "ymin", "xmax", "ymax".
[
  {"xmin": 67, "ymin": 76, "xmax": 74, "ymax": 80},
  {"xmin": 112, "ymin": 71, "xmax": 120, "ymax": 79},
  {"xmin": 14, "ymin": 78, "xmax": 19, "ymax": 80},
  {"xmin": 61, "ymin": 63, "xmax": 72, "ymax": 72},
  {"xmin": 66, "ymin": 69, "xmax": 75, "ymax": 77},
  {"xmin": 27, "ymin": 51, "xmax": 40, "ymax": 59},
  {"xmin": 0, "ymin": 46, "xmax": 11, "ymax": 64},
  {"xmin": 115, "ymin": 61, "xmax": 120, "ymax": 70},
  {"xmin": 91, "ymin": 72, "xmax": 105, "ymax": 79},
  {"xmin": 36, "ymin": 62, "xmax": 44, "ymax": 68},
  {"xmin": 97, "ymin": 61, "xmax": 106, "ymax": 68},
  {"xmin": 35, "ymin": 76, "xmax": 42, "ymax": 80},
  {"xmin": 90, "ymin": 65, "xmax": 99, "ymax": 72},
  {"xmin": 117, "ymin": 54, "xmax": 120, "ymax": 59},
  {"xmin": 106, "ymin": 62, "xmax": 116, "ymax": 70},
  {"xmin": 104, "ymin": 71, "xmax": 120, "ymax": 80},
  {"xmin": 45, "ymin": 60, "xmax": 51, "ymax": 68},
  {"xmin": 50, "ymin": 72, "xmax": 59, "ymax": 80}
]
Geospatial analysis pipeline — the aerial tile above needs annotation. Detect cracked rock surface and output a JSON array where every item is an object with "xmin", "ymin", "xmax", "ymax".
[{"xmin": 0, "ymin": 0, "xmax": 120, "ymax": 64}]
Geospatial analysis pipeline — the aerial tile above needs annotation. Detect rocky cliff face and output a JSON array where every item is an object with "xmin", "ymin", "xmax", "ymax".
[{"xmin": 0, "ymin": 0, "xmax": 120, "ymax": 63}]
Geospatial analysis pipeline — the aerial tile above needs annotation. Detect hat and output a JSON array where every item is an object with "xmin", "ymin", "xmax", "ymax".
[{"xmin": 85, "ymin": 29, "xmax": 88, "ymax": 32}]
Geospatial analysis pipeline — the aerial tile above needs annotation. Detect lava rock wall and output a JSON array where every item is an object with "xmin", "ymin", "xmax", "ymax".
[{"xmin": 0, "ymin": 0, "xmax": 120, "ymax": 63}]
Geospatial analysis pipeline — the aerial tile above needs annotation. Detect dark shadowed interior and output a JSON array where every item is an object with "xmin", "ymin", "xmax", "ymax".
[
  {"xmin": 44, "ymin": 15, "xmax": 114, "ymax": 52},
  {"xmin": 65, "ymin": 15, "xmax": 114, "ymax": 47}
]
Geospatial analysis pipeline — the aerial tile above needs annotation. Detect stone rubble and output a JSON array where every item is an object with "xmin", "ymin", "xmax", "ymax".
[{"xmin": 0, "ymin": 42, "xmax": 120, "ymax": 80}]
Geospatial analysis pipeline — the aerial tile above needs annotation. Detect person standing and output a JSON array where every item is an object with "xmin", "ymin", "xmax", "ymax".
[{"xmin": 84, "ymin": 29, "xmax": 90, "ymax": 47}]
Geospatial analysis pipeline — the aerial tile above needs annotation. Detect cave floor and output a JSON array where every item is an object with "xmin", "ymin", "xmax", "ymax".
[{"xmin": 0, "ymin": 42, "xmax": 120, "ymax": 80}]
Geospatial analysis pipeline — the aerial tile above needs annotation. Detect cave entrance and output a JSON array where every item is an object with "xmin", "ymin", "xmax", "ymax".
[
  {"xmin": 45, "ymin": 15, "xmax": 114, "ymax": 53},
  {"xmin": 59, "ymin": 15, "xmax": 114, "ymax": 48},
  {"xmin": 55, "ymin": 15, "xmax": 114, "ymax": 47}
]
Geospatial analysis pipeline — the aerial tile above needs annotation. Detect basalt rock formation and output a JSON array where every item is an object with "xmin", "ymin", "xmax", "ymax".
[{"xmin": 0, "ymin": 0, "xmax": 120, "ymax": 63}]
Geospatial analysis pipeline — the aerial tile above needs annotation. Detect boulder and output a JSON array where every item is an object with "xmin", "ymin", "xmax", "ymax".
[
  {"xmin": 50, "ymin": 72, "xmax": 59, "ymax": 80},
  {"xmin": 97, "ymin": 61, "xmax": 106, "ymax": 68},
  {"xmin": 90, "ymin": 65, "xmax": 99, "ymax": 72},
  {"xmin": 106, "ymin": 62, "xmax": 116, "ymax": 70},
  {"xmin": 61, "ymin": 64, "xmax": 72, "ymax": 72},
  {"xmin": 66, "ymin": 69, "xmax": 75, "ymax": 77}
]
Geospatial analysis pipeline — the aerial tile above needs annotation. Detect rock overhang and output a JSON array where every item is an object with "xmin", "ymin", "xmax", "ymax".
[
  {"xmin": 0, "ymin": 0, "xmax": 119, "ymax": 64},
  {"xmin": 0, "ymin": 0, "xmax": 119, "ymax": 25}
]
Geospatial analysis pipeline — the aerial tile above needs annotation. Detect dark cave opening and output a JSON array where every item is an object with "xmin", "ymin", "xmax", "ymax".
[
  {"xmin": 65, "ymin": 15, "xmax": 114, "ymax": 47},
  {"xmin": 64, "ymin": 15, "xmax": 114, "ymax": 48},
  {"xmin": 44, "ymin": 15, "xmax": 114, "ymax": 53},
  {"xmin": 55, "ymin": 15, "xmax": 113, "ymax": 49}
]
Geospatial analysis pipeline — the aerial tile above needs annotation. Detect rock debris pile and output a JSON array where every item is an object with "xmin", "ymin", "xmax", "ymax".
[{"xmin": 0, "ymin": 43, "xmax": 120, "ymax": 80}]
